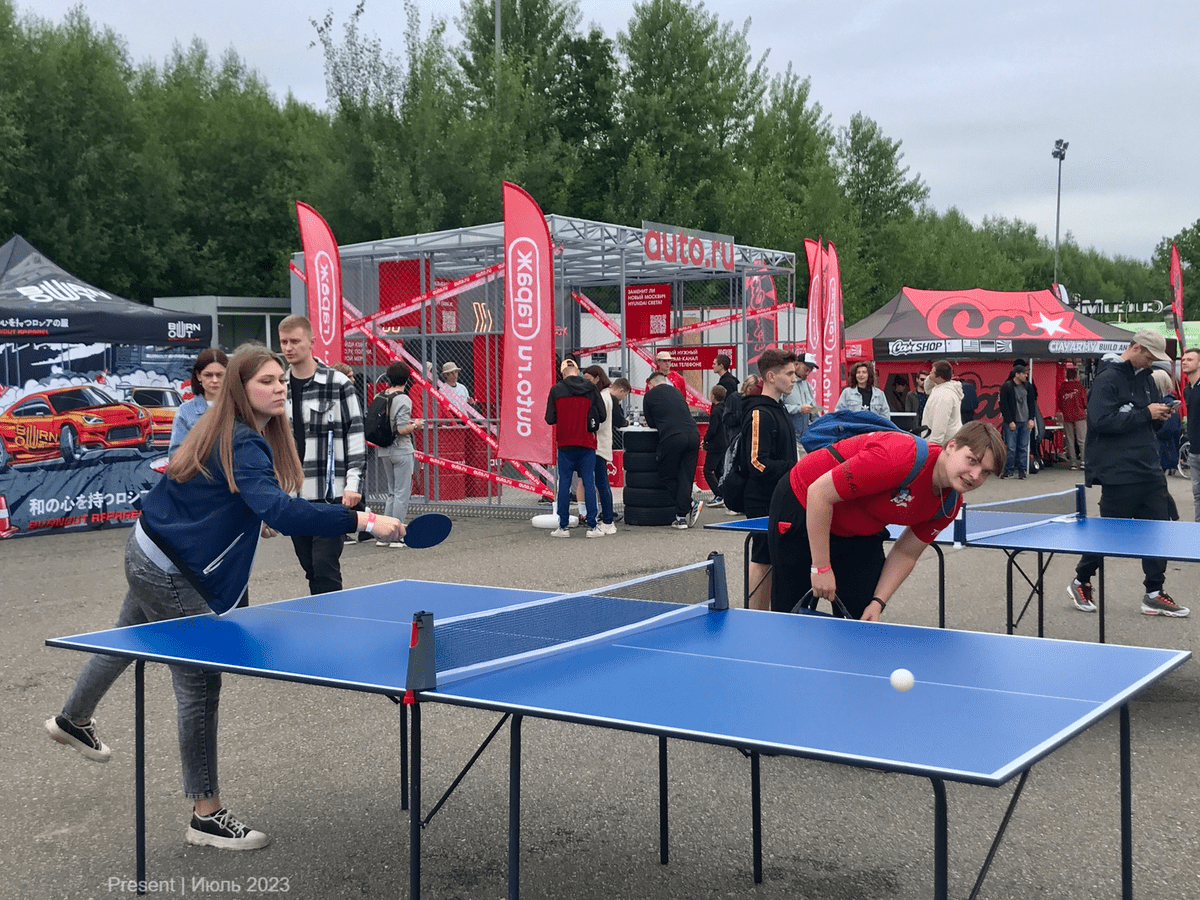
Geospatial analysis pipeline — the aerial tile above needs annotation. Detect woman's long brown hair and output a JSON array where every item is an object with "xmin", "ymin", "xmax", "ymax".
[{"xmin": 167, "ymin": 345, "xmax": 303, "ymax": 494}]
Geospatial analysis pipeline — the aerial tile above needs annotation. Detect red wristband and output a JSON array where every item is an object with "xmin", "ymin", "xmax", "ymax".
[
  {"xmin": 810, "ymin": 565, "xmax": 832, "ymax": 575},
  {"xmin": 365, "ymin": 511, "xmax": 377, "ymax": 535}
]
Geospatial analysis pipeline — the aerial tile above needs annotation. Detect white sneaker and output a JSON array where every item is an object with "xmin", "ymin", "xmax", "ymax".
[
  {"xmin": 586, "ymin": 527, "xmax": 604, "ymax": 538},
  {"xmin": 375, "ymin": 539, "xmax": 390, "ymax": 547},
  {"xmin": 600, "ymin": 522, "xmax": 617, "ymax": 535},
  {"xmin": 671, "ymin": 518, "xmax": 688, "ymax": 530},
  {"xmin": 389, "ymin": 541, "xmax": 405, "ymax": 549},
  {"xmin": 550, "ymin": 528, "xmax": 570, "ymax": 538},
  {"xmin": 687, "ymin": 500, "xmax": 705, "ymax": 527}
]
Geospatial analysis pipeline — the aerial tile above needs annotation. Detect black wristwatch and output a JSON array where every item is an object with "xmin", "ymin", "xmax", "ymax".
[{"xmin": 871, "ymin": 597, "xmax": 887, "ymax": 616}]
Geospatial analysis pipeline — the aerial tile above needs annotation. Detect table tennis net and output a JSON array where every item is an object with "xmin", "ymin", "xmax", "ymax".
[
  {"xmin": 430, "ymin": 562, "xmax": 714, "ymax": 676},
  {"xmin": 960, "ymin": 488, "xmax": 1081, "ymax": 541}
]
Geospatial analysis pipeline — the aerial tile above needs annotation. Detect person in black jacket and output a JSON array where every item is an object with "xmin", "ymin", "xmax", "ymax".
[
  {"xmin": 740, "ymin": 348, "xmax": 800, "ymax": 609},
  {"xmin": 1182, "ymin": 347, "xmax": 1200, "ymax": 520},
  {"xmin": 998, "ymin": 365, "xmax": 1035, "ymax": 478},
  {"xmin": 643, "ymin": 373, "xmax": 702, "ymax": 529},
  {"xmin": 702, "ymin": 385, "xmax": 728, "ymax": 506},
  {"xmin": 1066, "ymin": 330, "xmax": 1189, "ymax": 618},
  {"xmin": 713, "ymin": 353, "xmax": 739, "ymax": 398}
]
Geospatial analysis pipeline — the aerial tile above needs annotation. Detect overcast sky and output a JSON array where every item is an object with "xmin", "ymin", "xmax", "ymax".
[{"xmin": 26, "ymin": 0, "xmax": 1200, "ymax": 265}]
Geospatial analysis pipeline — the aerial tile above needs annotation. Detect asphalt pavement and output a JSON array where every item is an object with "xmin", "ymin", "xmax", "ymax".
[{"xmin": 5, "ymin": 463, "xmax": 1198, "ymax": 900}]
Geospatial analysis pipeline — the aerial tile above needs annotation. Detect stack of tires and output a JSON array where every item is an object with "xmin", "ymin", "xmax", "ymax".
[{"xmin": 620, "ymin": 427, "xmax": 676, "ymax": 526}]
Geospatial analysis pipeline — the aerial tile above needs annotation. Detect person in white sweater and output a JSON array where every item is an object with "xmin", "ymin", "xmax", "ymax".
[{"xmin": 921, "ymin": 359, "xmax": 964, "ymax": 445}]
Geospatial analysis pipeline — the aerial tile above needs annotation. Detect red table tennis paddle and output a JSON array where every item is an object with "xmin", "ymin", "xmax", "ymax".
[{"xmin": 402, "ymin": 513, "xmax": 452, "ymax": 549}]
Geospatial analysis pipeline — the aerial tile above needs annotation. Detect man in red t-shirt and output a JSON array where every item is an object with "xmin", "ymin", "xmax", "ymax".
[
  {"xmin": 767, "ymin": 420, "xmax": 1005, "ymax": 620},
  {"xmin": 1056, "ymin": 365, "xmax": 1088, "ymax": 470}
]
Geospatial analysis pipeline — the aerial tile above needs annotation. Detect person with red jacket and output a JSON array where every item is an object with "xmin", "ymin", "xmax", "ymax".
[
  {"xmin": 1056, "ymin": 364, "xmax": 1088, "ymax": 470},
  {"xmin": 545, "ymin": 359, "xmax": 607, "ymax": 538}
]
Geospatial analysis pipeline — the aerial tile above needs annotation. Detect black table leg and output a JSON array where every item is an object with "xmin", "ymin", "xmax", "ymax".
[
  {"xmin": 135, "ymin": 661, "xmax": 146, "ymax": 896},
  {"xmin": 1099, "ymin": 560, "xmax": 1107, "ymax": 644},
  {"xmin": 509, "ymin": 714, "xmax": 522, "ymax": 900},
  {"xmin": 409, "ymin": 703, "xmax": 421, "ymax": 900},
  {"xmin": 931, "ymin": 777, "xmax": 948, "ymax": 900},
  {"xmin": 1120, "ymin": 704, "xmax": 1132, "ymax": 899},
  {"xmin": 751, "ymin": 750, "xmax": 762, "ymax": 884},
  {"xmin": 399, "ymin": 702, "xmax": 408, "ymax": 810},
  {"xmin": 658, "ymin": 736, "xmax": 668, "ymax": 864}
]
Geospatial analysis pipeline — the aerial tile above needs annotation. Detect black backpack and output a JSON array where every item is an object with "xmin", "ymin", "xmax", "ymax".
[{"xmin": 364, "ymin": 392, "xmax": 397, "ymax": 447}]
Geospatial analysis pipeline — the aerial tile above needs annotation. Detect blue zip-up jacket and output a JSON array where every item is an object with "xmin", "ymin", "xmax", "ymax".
[{"xmin": 141, "ymin": 420, "xmax": 356, "ymax": 614}]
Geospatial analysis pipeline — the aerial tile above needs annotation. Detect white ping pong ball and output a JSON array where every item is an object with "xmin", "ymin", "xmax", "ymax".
[{"xmin": 890, "ymin": 668, "xmax": 915, "ymax": 692}]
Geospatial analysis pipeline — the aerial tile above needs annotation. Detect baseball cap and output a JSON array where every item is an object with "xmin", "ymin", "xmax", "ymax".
[
  {"xmin": 655, "ymin": 350, "xmax": 673, "ymax": 361},
  {"xmin": 1132, "ymin": 328, "xmax": 1170, "ymax": 361},
  {"xmin": 802, "ymin": 352, "xmax": 819, "ymax": 369},
  {"xmin": 1011, "ymin": 364, "xmax": 1027, "ymax": 375}
]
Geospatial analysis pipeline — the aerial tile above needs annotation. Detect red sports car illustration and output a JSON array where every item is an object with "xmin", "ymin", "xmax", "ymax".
[
  {"xmin": 129, "ymin": 386, "xmax": 184, "ymax": 448},
  {"xmin": 0, "ymin": 385, "xmax": 152, "ymax": 468}
]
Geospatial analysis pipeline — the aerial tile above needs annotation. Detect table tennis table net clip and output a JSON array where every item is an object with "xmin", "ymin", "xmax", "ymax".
[{"xmin": 404, "ymin": 552, "xmax": 729, "ymax": 694}]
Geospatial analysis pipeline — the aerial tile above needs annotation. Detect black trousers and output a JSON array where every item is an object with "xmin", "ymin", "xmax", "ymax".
[
  {"xmin": 1075, "ymin": 478, "xmax": 1170, "ymax": 593},
  {"xmin": 657, "ymin": 431, "xmax": 700, "ymax": 517},
  {"xmin": 767, "ymin": 477, "xmax": 886, "ymax": 620},
  {"xmin": 291, "ymin": 532, "xmax": 345, "ymax": 595}
]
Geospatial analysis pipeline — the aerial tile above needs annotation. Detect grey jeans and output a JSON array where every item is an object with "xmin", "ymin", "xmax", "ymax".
[
  {"xmin": 1191, "ymin": 458, "xmax": 1200, "ymax": 522},
  {"xmin": 62, "ymin": 531, "xmax": 221, "ymax": 799},
  {"xmin": 380, "ymin": 446, "xmax": 415, "ymax": 523}
]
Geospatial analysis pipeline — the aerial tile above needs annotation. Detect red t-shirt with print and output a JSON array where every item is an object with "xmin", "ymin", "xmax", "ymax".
[{"xmin": 786, "ymin": 431, "xmax": 961, "ymax": 543}]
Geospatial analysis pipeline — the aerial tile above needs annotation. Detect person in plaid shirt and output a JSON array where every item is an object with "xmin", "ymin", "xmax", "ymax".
[{"xmin": 278, "ymin": 316, "xmax": 367, "ymax": 593}]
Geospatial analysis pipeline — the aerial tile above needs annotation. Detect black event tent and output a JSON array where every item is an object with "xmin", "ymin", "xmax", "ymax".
[{"xmin": 0, "ymin": 235, "xmax": 210, "ymax": 346}]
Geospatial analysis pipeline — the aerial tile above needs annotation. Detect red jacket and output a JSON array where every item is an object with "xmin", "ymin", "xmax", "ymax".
[
  {"xmin": 545, "ymin": 376, "xmax": 606, "ymax": 450},
  {"xmin": 1057, "ymin": 380, "xmax": 1088, "ymax": 422}
]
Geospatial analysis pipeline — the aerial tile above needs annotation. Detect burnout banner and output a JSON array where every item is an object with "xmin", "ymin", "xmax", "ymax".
[{"xmin": 499, "ymin": 182, "xmax": 555, "ymax": 465}]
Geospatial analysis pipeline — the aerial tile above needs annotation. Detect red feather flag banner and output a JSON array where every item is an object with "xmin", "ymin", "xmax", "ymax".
[
  {"xmin": 295, "ymin": 201, "xmax": 345, "ymax": 365},
  {"xmin": 1170, "ymin": 243, "xmax": 1185, "ymax": 354},
  {"xmin": 820, "ymin": 241, "xmax": 846, "ymax": 411},
  {"xmin": 499, "ymin": 182, "xmax": 556, "ymax": 465}
]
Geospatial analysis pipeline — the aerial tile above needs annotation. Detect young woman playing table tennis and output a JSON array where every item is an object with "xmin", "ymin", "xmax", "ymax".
[
  {"xmin": 768, "ymin": 420, "xmax": 1005, "ymax": 621},
  {"xmin": 45, "ymin": 344, "xmax": 403, "ymax": 852}
]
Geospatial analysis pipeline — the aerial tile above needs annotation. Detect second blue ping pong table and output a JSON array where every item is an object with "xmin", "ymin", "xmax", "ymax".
[
  {"xmin": 48, "ymin": 555, "xmax": 1189, "ymax": 900},
  {"xmin": 707, "ymin": 486, "xmax": 1200, "ymax": 642}
]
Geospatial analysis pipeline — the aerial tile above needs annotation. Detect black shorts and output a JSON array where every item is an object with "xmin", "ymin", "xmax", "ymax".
[{"xmin": 766, "ymin": 478, "xmax": 886, "ymax": 619}]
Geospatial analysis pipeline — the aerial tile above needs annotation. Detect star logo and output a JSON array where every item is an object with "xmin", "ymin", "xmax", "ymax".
[{"xmin": 1031, "ymin": 313, "xmax": 1069, "ymax": 337}]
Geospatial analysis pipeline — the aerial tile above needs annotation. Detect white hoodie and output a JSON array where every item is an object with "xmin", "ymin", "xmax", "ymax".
[{"xmin": 922, "ymin": 379, "xmax": 965, "ymax": 445}]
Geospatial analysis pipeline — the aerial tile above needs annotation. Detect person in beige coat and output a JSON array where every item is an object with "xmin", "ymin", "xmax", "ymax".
[{"xmin": 921, "ymin": 360, "xmax": 964, "ymax": 445}]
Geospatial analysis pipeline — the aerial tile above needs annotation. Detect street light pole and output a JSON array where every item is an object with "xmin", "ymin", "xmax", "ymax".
[{"xmin": 1052, "ymin": 139, "xmax": 1069, "ymax": 286}]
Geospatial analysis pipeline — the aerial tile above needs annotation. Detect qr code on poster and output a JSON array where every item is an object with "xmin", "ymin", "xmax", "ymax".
[{"xmin": 650, "ymin": 314, "xmax": 667, "ymax": 335}]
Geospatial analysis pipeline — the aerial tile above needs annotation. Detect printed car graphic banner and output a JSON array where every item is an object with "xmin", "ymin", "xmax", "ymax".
[
  {"xmin": 498, "ymin": 182, "xmax": 555, "ymax": 465},
  {"xmin": 295, "ymin": 202, "xmax": 345, "ymax": 365},
  {"xmin": 0, "ymin": 235, "xmax": 205, "ymax": 539}
]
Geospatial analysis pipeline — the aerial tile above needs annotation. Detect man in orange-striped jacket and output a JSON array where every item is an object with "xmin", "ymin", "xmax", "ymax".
[{"xmin": 738, "ymin": 348, "xmax": 799, "ymax": 609}]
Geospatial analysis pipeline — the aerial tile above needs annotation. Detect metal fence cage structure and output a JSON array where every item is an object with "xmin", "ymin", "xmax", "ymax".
[{"xmin": 290, "ymin": 214, "xmax": 797, "ymax": 517}]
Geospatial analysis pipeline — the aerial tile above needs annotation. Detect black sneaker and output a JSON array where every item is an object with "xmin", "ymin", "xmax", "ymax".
[
  {"xmin": 187, "ymin": 808, "xmax": 270, "ymax": 850},
  {"xmin": 45, "ymin": 715, "xmax": 111, "ymax": 762},
  {"xmin": 1017, "ymin": 470, "xmax": 1027, "ymax": 480}
]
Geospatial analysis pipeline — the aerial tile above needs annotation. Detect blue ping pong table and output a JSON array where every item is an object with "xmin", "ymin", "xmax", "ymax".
[
  {"xmin": 48, "ymin": 557, "xmax": 1189, "ymax": 900},
  {"xmin": 705, "ymin": 517, "xmax": 955, "ymax": 623},
  {"xmin": 708, "ymin": 485, "xmax": 1200, "ymax": 643}
]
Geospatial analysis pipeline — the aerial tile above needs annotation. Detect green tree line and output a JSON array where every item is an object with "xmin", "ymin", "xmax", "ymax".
[{"xmin": 0, "ymin": 0, "xmax": 1194, "ymax": 323}]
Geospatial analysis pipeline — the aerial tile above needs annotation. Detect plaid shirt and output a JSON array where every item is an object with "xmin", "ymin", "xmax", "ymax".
[{"xmin": 285, "ymin": 361, "xmax": 366, "ymax": 500}]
